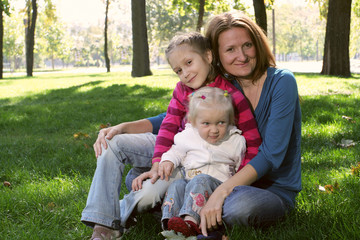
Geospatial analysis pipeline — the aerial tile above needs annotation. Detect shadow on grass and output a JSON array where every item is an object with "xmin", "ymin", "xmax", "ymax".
[
  {"xmin": 0, "ymin": 82, "xmax": 172, "ymax": 180},
  {"xmin": 300, "ymin": 94, "xmax": 360, "ymax": 172}
]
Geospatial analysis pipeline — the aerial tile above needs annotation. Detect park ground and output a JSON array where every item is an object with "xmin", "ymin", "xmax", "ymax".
[{"xmin": 0, "ymin": 66, "xmax": 359, "ymax": 239}]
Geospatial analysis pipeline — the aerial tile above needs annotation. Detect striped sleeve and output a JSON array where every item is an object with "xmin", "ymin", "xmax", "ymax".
[
  {"xmin": 213, "ymin": 76, "xmax": 262, "ymax": 171},
  {"xmin": 152, "ymin": 83, "xmax": 188, "ymax": 163}
]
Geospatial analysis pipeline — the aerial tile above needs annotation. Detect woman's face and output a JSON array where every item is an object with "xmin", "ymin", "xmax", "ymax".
[{"xmin": 218, "ymin": 27, "xmax": 257, "ymax": 79}]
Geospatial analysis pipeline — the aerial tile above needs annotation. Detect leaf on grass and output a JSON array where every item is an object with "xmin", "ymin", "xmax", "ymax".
[
  {"xmin": 351, "ymin": 162, "xmax": 360, "ymax": 176},
  {"xmin": 84, "ymin": 143, "xmax": 90, "ymax": 149},
  {"xmin": 47, "ymin": 202, "xmax": 56, "ymax": 210},
  {"xmin": 342, "ymin": 115, "xmax": 356, "ymax": 123},
  {"xmin": 99, "ymin": 123, "xmax": 111, "ymax": 130},
  {"xmin": 318, "ymin": 182, "xmax": 339, "ymax": 193},
  {"xmin": 73, "ymin": 132, "xmax": 90, "ymax": 139},
  {"xmin": 339, "ymin": 139, "xmax": 356, "ymax": 148},
  {"xmin": 161, "ymin": 230, "xmax": 196, "ymax": 240},
  {"xmin": 3, "ymin": 181, "xmax": 11, "ymax": 187}
]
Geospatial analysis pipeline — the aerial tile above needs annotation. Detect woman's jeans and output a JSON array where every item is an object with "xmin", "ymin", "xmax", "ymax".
[
  {"xmin": 81, "ymin": 133, "xmax": 157, "ymax": 229},
  {"xmin": 81, "ymin": 133, "xmax": 289, "ymax": 230},
  {"xmin": 162, "ymin": 174, "xmax": 289, "ymax": 228}
]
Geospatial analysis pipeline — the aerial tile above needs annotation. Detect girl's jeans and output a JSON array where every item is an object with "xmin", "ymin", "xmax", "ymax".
[
  {"xmin": 162, "ymin": 174, "xmax": 223, "ymax": 224},
  {"xmin": 81, "ymin": 132, "xmax": 179, "ymax": 230},
  {"xmin": 162, "ymin": 174, "xmax": 289, "ymax": 228}
]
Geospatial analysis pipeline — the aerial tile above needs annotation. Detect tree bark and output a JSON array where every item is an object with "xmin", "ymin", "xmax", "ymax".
[
  {"xmin": 131, "ymin": 0, "xmax": 152, "ymax": 77},
  {"xmin": 253, "ymin": 0, "xmax": 267, "ymax": 34},
  {"xmin": 196, "ymin": 0, "xmax": 205, "ymax": 32},
  {"xmin": 25, "ymin": 0, "xmax": 37, "ymax": 77},
  {"xmin": 321, "ymin": 0, "xmax": 352, "ymax": 77},
  {"xmin": 0, "ymin": 8, "xmax": 3, "ymax": 79},
  {"xmin": 104, "ymin": 0, "xmax": 110, "ymax": 73}
]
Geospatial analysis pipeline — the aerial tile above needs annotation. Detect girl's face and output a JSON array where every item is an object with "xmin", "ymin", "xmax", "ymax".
[
  {"xmin": 168, "ymin": 44, "xmax": 213, "ymax": 89},
  {"xmin": 193, "ymin": 107, "xmax": 229, "ymax": 144},
  {"xmin": 218, "ymin": 27, "xmax": 257, "ymax": 79}
]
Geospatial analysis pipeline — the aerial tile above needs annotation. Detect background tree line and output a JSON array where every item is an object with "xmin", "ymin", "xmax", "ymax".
[{"xmin": 1, "ymin": 0, "xmax": 360, "ymax": 78}]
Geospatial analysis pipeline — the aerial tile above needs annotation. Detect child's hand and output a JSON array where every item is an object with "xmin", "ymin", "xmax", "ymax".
[
  {"xmin": 158, "ymin": 161, "xmax": 174, "ymax": 181},
  {"xmin": 131, "ymin": 163, "xmax": 159, "ymax": 191}
]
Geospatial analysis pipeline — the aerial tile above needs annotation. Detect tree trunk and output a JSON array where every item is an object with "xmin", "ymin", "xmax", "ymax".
[
  {"xmin": 25, "ymin": 0, "xmax": 37, "ymax": 77},
  {"xmin": 131, "ymin": 0, "xmax": 152, "ymax": 77},
  {"xmin": 104, "ymin": 0, "xmax": 110, "ymax": 73},
  {"xmin": 253, "ymin": 0, "xmax": 267, "ymax": 34},
  {"xmin": 321, "ymin": 0, "xmax": 352, "ymax": 77},
  {"xmin": 196, "ymin": 0, "xmax": 205, "ymax": 32},
  {"xmin": 0, "ymin": 8, "xmax": 3, "ymax": 79}
]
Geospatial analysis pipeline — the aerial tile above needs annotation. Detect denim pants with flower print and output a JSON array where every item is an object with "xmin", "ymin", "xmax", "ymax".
[{"xmin": 161, "ymin": 174, "xmax": 223, "ymax": 224}]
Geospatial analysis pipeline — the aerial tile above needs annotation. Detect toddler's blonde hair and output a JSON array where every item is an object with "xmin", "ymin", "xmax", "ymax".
[{"xmin": 187, "ymin": 87, "xmax": 235, "ymax": 125}]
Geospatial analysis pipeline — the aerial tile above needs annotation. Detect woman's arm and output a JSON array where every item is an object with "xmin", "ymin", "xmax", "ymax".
[{"xmin": 93, "ymin": 119, "xmax": 153, "ymax": 158}]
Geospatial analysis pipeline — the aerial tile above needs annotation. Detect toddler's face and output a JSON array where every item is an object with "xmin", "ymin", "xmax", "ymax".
[{"xmin": 193, "ymin": 108, "xmax": 229, "ymax": 144}]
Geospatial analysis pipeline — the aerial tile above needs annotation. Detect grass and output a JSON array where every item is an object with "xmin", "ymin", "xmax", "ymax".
[{"xmin": 0, "ymin": 69, "xmax": 359, "ymax": 239}]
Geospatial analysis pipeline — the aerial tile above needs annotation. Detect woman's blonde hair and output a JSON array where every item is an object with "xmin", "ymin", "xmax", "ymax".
[
  {"xmin": 165, "ymin": 32, "xmax": 217, "ymax": 83},
  {"xmin": 205, "ymin": 11, "xmax": 276, "ymax": 82},
  {"xmin": 187, "ymin": 87, "xmax": 235, "ymax": 125}
]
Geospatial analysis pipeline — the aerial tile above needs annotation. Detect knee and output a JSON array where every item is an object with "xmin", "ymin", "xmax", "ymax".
[
  {"xmin": 222, "ymin": 186, "xmax": 260, "ymax": 227},
  {"xmin": 222, "ymin": 186, "xmax": 286, "ymax": 228}
]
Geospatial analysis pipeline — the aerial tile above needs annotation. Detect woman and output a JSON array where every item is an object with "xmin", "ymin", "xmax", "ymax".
[{"xmin": 197, "ymin": 12, "xmax": 302, "ymax": 236}]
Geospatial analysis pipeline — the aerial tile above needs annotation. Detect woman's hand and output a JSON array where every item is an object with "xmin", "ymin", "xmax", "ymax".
[
  {"xmin": 93, "ymin": 125, "xmax": 123, "ymax": 158},
  {"xmin": 199, "ymin": 188, "xmax": 226, "ymax": 236},
  {"xmin": 132, "ymin": 162, "xmax": 160, "ymax": 191},
  {"xmin": 93, "ymin": 119, "xmax": 153, "ymax": 158}
]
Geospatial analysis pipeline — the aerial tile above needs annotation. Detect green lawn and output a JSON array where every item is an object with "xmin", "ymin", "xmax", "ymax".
[{"xmin": 0, "ymin": 69, "xmax": 359, "ymax": 239}]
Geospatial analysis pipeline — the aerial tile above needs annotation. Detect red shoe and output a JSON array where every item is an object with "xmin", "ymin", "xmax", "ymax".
[{"xmin": 167, "ymin": 217, "xmax": 201, "ymax": 237}]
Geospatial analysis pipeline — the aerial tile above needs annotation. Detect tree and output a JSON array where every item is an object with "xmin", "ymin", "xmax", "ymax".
[
  {"xmin": 0, "ymin": 0, "xmax": 10, "ymax": 79},
  {"xmin": 37, "ymin": 0, "xmax": 63, "ymax": 70},
  {"xmin": 4, "ymin": 11, "xmax": 25, "ymax": 72},
  {"xmin": 104, "ymin": 0, "xmax": 110, "ymax": 72},
  {"xmin": 196, "ymin": 0, "xmax": 205, "ymax": 32},
  {"xmin": 169, "ymin": 0, "xmax": 246, "ymax": 32},
  {"xmin": 321, "ymin": 0, "xmax": 352, "ymax": 77},
  {"xmin": 253, "ymin": 0, "xmax": 267, "ymax": 33},
  {"xmin": 131, "ymin": 0, "xmax": 152, "ymax": 77},
  {"xmin": 25, "ymin": 0, "xmax": 37, "ymax": 77}
]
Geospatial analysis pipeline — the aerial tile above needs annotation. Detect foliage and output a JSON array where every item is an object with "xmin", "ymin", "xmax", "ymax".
[
  {"xmin": 35, "ymin": 4, "xmax": 65, "ymax": 69},
  {"xmin": 0, "ymin": 0, "xmax": 10, "ymax": 16},
  {"xmin": 3, "ymin": 11, "xmax": 24, "ymax": 71},
  {"xmin": 350, "ymin": 0, "xmax": 360, "ymax": 58},
  {"xmin": 269, "ymin": 2, "xmax": 326, "ymax": 61}
]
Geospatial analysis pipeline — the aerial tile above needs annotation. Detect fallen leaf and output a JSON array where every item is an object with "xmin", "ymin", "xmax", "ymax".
[
  {"xmin": 84, "ymin": 143, "xmax": 90, "ymax": 149},
  {"xmin": 339, "ymin": 139, "xmax": 356, "ymax": 148},
  {"xmin": 48, "ymin": 202, "xmax": 56, "ymax": 209},
  {"xmin": 99, "ymin": 123, "xmax": 111, "ymax": 130},
  {"xmin": 3, "ymin": 181, "xmax": 11, "ymax": 187},
  {"xmin": 318, "ymin": 182, "xmax": 339, "ymax": 193},
  {"xmin": 318, "ymin": 185, "xmax": 326, "ymax": 192},
  {"xmin": 351, "ymin": 162, "xmax": 360, "ymax": 176},
  {"xmin": 342, "ymin": 115, "xmax": 353, "ymax": 121},
  {"xmin": 342, "ymin": 115, "xmax": 356, "ymax": 123},
  {"xmin": 73, "ymin": 132, "xmax": 90, "ymax": 139}
]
